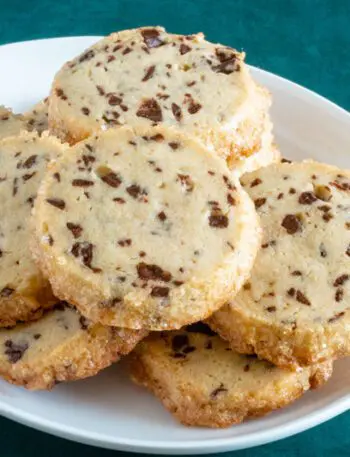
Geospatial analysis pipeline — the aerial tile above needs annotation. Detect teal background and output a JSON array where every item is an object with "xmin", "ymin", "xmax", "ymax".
[{"xmin": 0, "ymin": 0, "xmax": 349, "ymax": 455}]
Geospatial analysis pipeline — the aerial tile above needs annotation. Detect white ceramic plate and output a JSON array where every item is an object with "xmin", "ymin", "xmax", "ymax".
[{"xmin": 0, "ymin": 36, "xmax": 349, "ymax": 454}]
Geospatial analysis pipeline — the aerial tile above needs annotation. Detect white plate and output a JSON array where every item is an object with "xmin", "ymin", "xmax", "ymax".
[{"xmin": 0, "ymin": 36, "xmax": 349, "ymax": 454}]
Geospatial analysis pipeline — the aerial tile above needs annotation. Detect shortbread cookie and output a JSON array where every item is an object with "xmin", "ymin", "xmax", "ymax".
[
  {"xmin": 24, "ymin": 98, "xmax": 49, "ymax": 135},
  {"xmin": 49, "ymin": 26, "xmax": 272, "ymax": 171},
  {"xmin": 208, "ymin": 161, "xmax": 350, "ymax": 369},
  {"xmin": 33, "ymin": 126, "xmax": 260, "ymax": 330},
  {"xmin": 0, "ymin": 301, "xmax": 146, "ymax": 390},
  {"xmin": 0, "ymin": 106, "xmax": 25, "ymax": 139},
  {"xmin": 129, "ymin": 324, "xmax": 332, "ymax": 428},
  {"xmin": 0, "ymin": 132, "xmax": 64, "ymax": 327}
]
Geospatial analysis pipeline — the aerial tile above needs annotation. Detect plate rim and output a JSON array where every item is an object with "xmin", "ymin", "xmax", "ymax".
[{"xmin": 0, "ymin": 36, "xmax": 349, "ymax": 454}]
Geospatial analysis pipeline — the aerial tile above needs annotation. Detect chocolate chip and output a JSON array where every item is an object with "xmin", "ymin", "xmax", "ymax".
[
  {"xmin": 281, "ymin": 214, "xmax": 302, "ymax": 234},
  {"xmin": 151, "ymin": 286, "xmax": 169, "ymax": 297},
  {"xmin": 227, "ymin": 194, "xmax": 236, "ymax": 206},
  {"xmin": 137, "ymin": 262, "xmax": 172, "ymax": 282},
  {"xmin": 22, "ymin": 172, "xmax": 36, "ymax": 181},
  {"xmin": 136, "ymin": 98, "xmax": 163, "ymax": 122},
  {"xmin": 0, "ymin": 287, "xmax": 14, "ymax": 297},
  {"xmin": 66, "ymin": 222, "xmax": 83, "ymax": 239},
  {"xmin": 319, "ymin": 243, "xmax": 327, "ymax": 258},
  {"xmin": 78, "ymin": 50, "xmax": 95, "ymax": 62},
  {"xmin": 113, "ymin": 197, "xmax": 125, "ymax": 204},
  {"xmin": 169, "ymin": 142, "xmax": 180, "ymax": 150},
  {"xmin": 296, "ymin": 290, "xmax": 311, "ymax": 306},
  {"xmin": 187, "ymin": 99, "xmax": 202, "ymax": 114},
  {"xmin": 22, "ymin": 155, "xmax": 37, "ymax": 169},
  {"xmin": 81, "ymin": 107, "xmax": 90, "ymax": 116},
  {"xmin": 266, "ymin": 306, "xmax": 276, "ymax": 312},
  {"xmin": 210, "ymin": 383, "xmax": 228, "ymax": 399},
  {"xmin": 333, "ymin": 274, "xmax": 349, "ymax": 287},
  {"xmin": 335, "ymin": 288, "xmax": 344, "ymax": 302},
  {"xmin": 55, "ymin": 88, "xmax": 67, "ymax": 100},
  {"xmin": 287, "ymin": 287, "xmax": 295, "ymax": 297},
  {"xmin": 33, "ymin": 334, "xmax": 41, "ymax": 340},
  {"xmin": 46, "ymin": 198, "xmax": 66, "ymax": 210},
  {"xmin": 177, "ymin": 174, "xmax": 194, "ymax": 192},
  {"xmin": 71, "ymin": 242, "xmax": 100, "ymax": 272},
  {"xmin": 171, "ymin": 103, "xmax": 182, "ymax": 121},
  {"xmin": 250, "ymin": 178, "xmax": 262, "ymax": 187},
  {"xmin": 171, "ymin": 334, "xmax": 189, "ymax": 351},
  {"xmin": 108, "ymin": 95, "xmax": 122, "ymax": 106},
  {"xmin": 141, "ymin": 28, "xmax": 165, "ymax": 48},
  {"xmin": 126, "ymin": 184, "xmax": 148, "ymax": 200},
  {"xmin": 209, "ymin": 209, "xmax": 229, "ymax": 228},
  {"xmin": 101, "ymin": 172, "xmax": 122, "ymax": 188},
  {"xmin": 72, "ymin": 179, "xmax": 94, "ymax": 187},
  {"xmin": 254, "ymin": 198, "xmax": 266, "ymax": 209},
  {"xmin": 142, "ymin": 65, "xmax": 156, "ymax": 82},
  {"xmin": 212, "ymin": 48, "xmax": 239, "ymax": 74},
  {"xmin": 96, "ymin": 85, "xmax": 105, "ymax": 95},
  {"xmin": 118, "ymin": 238, "xmax": 132, "ymax": 247},
  {"xmin": 4, "ymin": 340, "xmax": 29, "ymax": 363},
  {"xmin": 328, "ymin": 311, "xmax": 345, "ymax": 322},
  {"xmin": 79, "ymin": 316, "xmax": 89, "ymax": 330},
  {"xmin": 157, "ymin": 211, "xmax": 167, "ymax": 221},
  {"xmin": 53, "ymin": 172, "xmax": 61, "ymax": 182},
  {"xmin": 179, "ymin": 44, "xmax": 191, "ymax": 55},
  {"xmin": 277, "ymin": 193, "xmax": 284, "ymax": 200},
  {"xmin": 122, "ymin": 46, "xmax": 132, "ymax": 55},
  {"xmin": 291, "ymin": 270, "xmax": 302, "ymax": 276},
  {"xmin": 299, "ymin": 191, "xmax": 317, "ymax": 204}
]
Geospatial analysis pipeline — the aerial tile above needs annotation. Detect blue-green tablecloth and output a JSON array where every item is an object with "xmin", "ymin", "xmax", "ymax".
[{"xmin": 0, "ymin": 1, "xmax": 349, "ymax": 456}]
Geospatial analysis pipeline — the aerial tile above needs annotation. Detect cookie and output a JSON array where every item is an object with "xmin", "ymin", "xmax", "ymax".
[
  {"xmin": 24, "ymin": 98, "xmax": 49, "ymax": 135},
  {"xmin": 0, "ymin": 131, "xmax": 64, "ymax": 327},
  {"xmin": 129, "ymin": 324, "xmax": 333, "ymax": 428},
  {"xmin": 0, "ymin": 301, "xmax": 147, "ymax": 390},
  {"xmin": 208, "ymin": 161, "xmax": 350, "ymax": 369},
  {"xmin": 0, "ymin": 106, "xmax": 25, "ymax": 140},
  {"xmin": 49, "ymin": 26, "xmax": 273, "ymax": 171},
  {"xmin": 33, "ymin": 125, "xmax": 260, "ymax": 330}
]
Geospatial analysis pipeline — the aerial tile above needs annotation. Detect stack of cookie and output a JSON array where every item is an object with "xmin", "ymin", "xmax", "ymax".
[{"xmin": 0, "ymin": 27, "xmax": 348, "ymax": 428}]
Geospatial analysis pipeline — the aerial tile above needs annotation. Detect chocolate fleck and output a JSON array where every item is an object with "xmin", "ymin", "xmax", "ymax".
[
  {"xmin": 209, "ymin": 210, "xmax": 229, "ymax": 228},
  {"xmin": 151, "ymin": 286, "xmax": 170, "ymax": 297},
  {"xmin": 177, "ymin": 174, "xmax": 194, "ymax": 192},
  {"xmin": 4, "ymin": 340, "xmax": 29, "ymax": 363},
  {"xmin": 101, "ymin": 172, "xmax": 122, "ymax": 188},
  {"xmin": 179, "ymin": 43, "xmax": 191, "ymax": 55},
  {"xmin": 296, "ymin": 290, "xmax": 311, "ymax": 306},
  {"xmin": 171, "ymin": 103, "xmax": 182, "ymax": 121},
  {"xmin": 335, "ymin": 289, "xmax": 344, "ymax": 302},
  {"xmin": 169, "ymin": 142, "xmax": 179, "ymax": 150},
  {"xmin": 137, "ymin": 262, "xmax": 172, "ymax": 282},
  {"xmin": 142, "ymin": 65, "xmax": 156, "ymax": 82},
  {"xmin": 0, "ymin": 287, "xmax": 14, "ymax": 297},
  {"xmin": 281, "ymin": 214, "xmax": 302, "ymax": 234},
  {"xmin": 141, "ymin": 28, "xmax": 165, "ymax": 48},
  {"xmin": 329, "ymin": 311, "xmax": 345, "ymax": 322},
  {"xmin": 118, "ymin": 239, "xmax": 132, "ymax": 247},
  {"xmin": 254, "ymin": 198, "xmax": 266, "ymax": 209},
  {"xmin": 81, "ymin": 107, "xmax": 90, "ymax": 116},
  {"xmin": 22, "ymin": 155, "xmax": 37, "ymax": 169},
  {"xmin": 210, "ymin": 383, "xmax": 228, "ymax": 399},
  {"xmin": 136, "ymin": 98, "xmax": 163, "ymax": 122},
  {"xmin": 299, "ymin": 191, "xmax": 317, "ymax": 204},
  {"xmin": 66, "ymin": 222, "xmax": 83, "ymax": 239},
  {"xmin": 333, "ymin": 274, "xmax": 349, "ymax": 287},
  {"xmin": 250, "ymin": 178, "xmax": 262, "ymax": 187},
  {"xmin": 126, "ymin": 184, "xmax": 148, "ymax": 200},
  {"xmin": 157, "ymin": 211, "xmax": 167, "ymax": 221},
  {"xmin": 46, "ymin": 198, "xmax": 66, "ymax": 210},
  {"xmin": 72, "ymin": 179, "xmax": 94, "ymax": 187}
]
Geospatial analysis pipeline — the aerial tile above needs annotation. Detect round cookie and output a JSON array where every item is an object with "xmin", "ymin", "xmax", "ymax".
[
  {"xmin": 33, "ymin": 126, "xmax": 260, "ymax": 330},
  {"xmin": 0, "ymin": 131, "xmax": 64, "ymax": 327},
  {"xmin": 0, "ymin": 301, "xmax": 147, "ymax": 390},
  {"xmin": 49, "ymin": 26, "xmax": 272, "ymax": 171},
  {"xmin": 208, "ymin": 161, "xmax": 350, "ymax": 369},
  {"xmin": 0, "ymin": 106, "xmax": 26, "ymax": 140},
  {"xmin": 24, "ymin": 98, "xmax": 49, "ymax": 135},
  {"xmin": 129, "ymin": 324, "xmax": 333, "ymax": 428}
]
